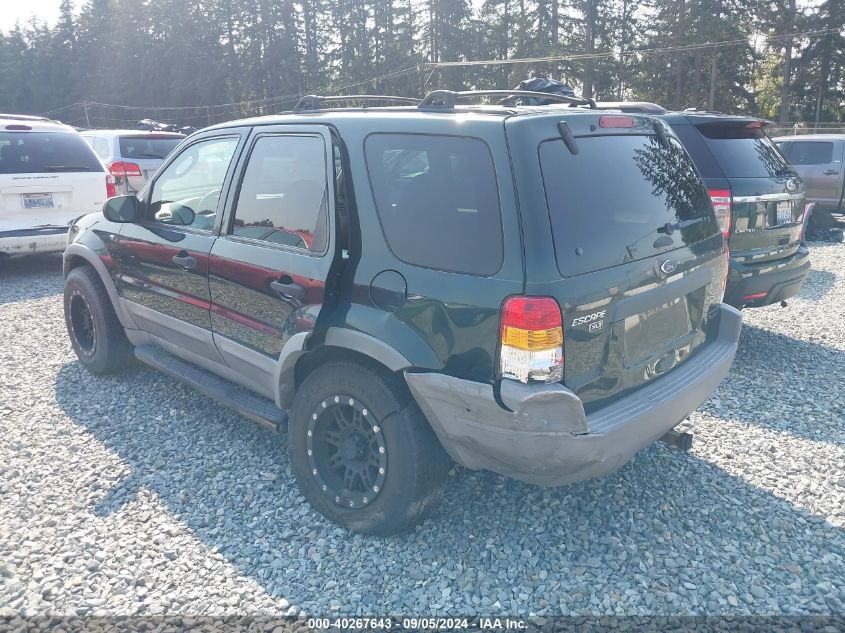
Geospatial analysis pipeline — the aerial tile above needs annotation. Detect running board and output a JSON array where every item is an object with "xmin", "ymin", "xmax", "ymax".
[{"xmin": 134, "ymin": 345, "xmax": 287, "ymax": 432}]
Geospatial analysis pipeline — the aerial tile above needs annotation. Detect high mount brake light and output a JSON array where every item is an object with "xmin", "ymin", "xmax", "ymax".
[
  {"xmin": 708, "ymin": 189, "xmax": 732, "ymax": 239},
  {"xmin": 499, "ymin": 296, "xmax": 564, "ymax": 384},
  {"xmin": 5, "ymin": 124, "xmax": 32, "ymax": 131},
  {"xmin": 599, "ymin": 115, "xmax": 635, "ymax": 128}
]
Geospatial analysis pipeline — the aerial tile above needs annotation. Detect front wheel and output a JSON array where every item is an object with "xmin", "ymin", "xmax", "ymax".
[
  {"xmin": 288, "ymin": 361, "xmax": 451, "ymax": 535},
  {"xmin": 64, "ymin": 266, "xmax": 132, "ymax": 375}
]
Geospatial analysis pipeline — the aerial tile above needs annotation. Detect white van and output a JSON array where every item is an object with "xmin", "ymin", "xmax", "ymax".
[{"xmin": 0, "ymin": 115, "xmax": 113, "ymax": 256}]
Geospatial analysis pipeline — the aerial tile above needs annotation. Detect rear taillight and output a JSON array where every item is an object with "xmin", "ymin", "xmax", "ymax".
[
  {"xmin": 106, "ymin": 174, "xmax": 117, "ymax": 198},
  {"xmin": 709, "ymin": 189, "xmax": 732, "ymax": 239},
  {"xmin": 499, "ymin": 296, "xmax": 564, "ymax": 384},
  {"xmin": 108, "ymin": 161, "xmax": 142, "ymax": 178}
]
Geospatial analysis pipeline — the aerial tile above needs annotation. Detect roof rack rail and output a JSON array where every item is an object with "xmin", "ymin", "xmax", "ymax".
[
  {"xmin": 418, "ymin": 90, "xmax": 597, "ymax": 110},
  {"xmin": 292, "ymin": 94, "xmax": 421, "ymax": 112},
  {"xmin": 0, "ymin": 113, "xmax": 53, "ymax": 122},
  {"xmin": 594, "ymin": 101, "xmax": 667, "ymax": 115}
]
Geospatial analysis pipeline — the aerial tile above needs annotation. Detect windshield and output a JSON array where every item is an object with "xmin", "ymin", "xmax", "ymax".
[
  {"xmin": 119, "ymin": 136, "xmax": 183, "ymax": 160},
  {"xmin": 540, "ymin": 133, "xmax": 718, "ymax": 277},
  {"xmin": 695, "ymin": 124, "xmax": 791, "ymax": 178},
  {"xmin": 0, "ymin": 131, "xmax": 104, "ymax": 174}
]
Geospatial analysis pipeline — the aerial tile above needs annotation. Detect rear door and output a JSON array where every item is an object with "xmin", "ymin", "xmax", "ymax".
[
  {"xmin": 112, "ymin": 131, "xmax": 245, "ymax": 362},
  {"xmin": 207, "ymin": 125, "xmax": 336, "ymax": 396},
  {"xmin": 507, "ymin": 114, "xmax": 726, "ymax": 410},
  {"xmin": 782, "ymin": 139, "xmax": 844, "ymax": 208},
  {"xmin": 672, "ymin": 121, "xmax": 804, "ymax": 262},
  {"xmin": 0, "ymin": 130, "xmax": 107, "ymax": 234}
]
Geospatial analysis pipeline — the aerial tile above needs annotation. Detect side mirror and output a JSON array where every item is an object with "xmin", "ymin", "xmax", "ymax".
[{"xmin": 103, "ymin": 196, "xmax": 140, "ymax": 223}]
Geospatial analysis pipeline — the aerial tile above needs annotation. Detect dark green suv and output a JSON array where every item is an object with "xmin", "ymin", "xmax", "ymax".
[{"xmin": 62, "ymin": 91, "xmax": 741, "ymax": 535}]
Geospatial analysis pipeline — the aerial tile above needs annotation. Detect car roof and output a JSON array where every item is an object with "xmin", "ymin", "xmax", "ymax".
[
  {"xmin": 79, "ymin": 129, "xmax": 186, "ymax": 138},
  {"xmin": 0, "ymin": 116, "xmax": 78, "ymax": 133},
  {"xmin": 771, "ymin": 134, "xmax": 845, "ymax": 142},
  {"xmin": 199, "ymin": 104, "xmax": 614, "ymax": 133}
]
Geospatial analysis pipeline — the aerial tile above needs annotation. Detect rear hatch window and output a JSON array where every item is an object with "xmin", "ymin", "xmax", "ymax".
[
  {"xmin": 119, "ymin": 136, "xmax": 183, "ymax": 160},
  {"xmin": 693, "ymin": 123, "xmax": 790, "ymax": 178},
  {"xmin": 0, "ymin": 132, "xmax": 104, "ymax": 174},
  {"xmin": 540, "ymin": 133, "xmax": 718, "ymax": 277}
]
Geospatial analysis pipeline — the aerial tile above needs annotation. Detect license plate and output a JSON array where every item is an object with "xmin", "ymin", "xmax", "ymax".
[
  {"xmin": 776, "ymin": 201, "xmax": 793, "ymax": 225},
  {"xmin": 21, "ymin": 193, "xmax": 54, "ymax": 209}
]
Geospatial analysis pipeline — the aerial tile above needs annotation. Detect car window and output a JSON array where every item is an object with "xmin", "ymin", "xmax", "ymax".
[
  {"xmin": 693, "ymin": 123, "xmax": 790, "ymax": 178},
  {"xmin": 365, "ymin": 133, "xmax": 503, "ymax": 276},
  {"xmin": 540, "ymin": 133, "xmax": 718, "ymax": 277},
  {"xmin": 119, "ymin": 136, "xmax": 182, "ymax": 160},
  {"xmin": 787, "ymin": 141, "xmax": 835, "ymax": 165},
  {"xmin": 0, "ymin": 131, "xmax": 104, "ymax": 174},
  {"xmin": 148, "ymin": 136, "xmax": 239, "ymax": 230},
  {"xmin": 231, "ymin": 134, "xmax": 328, "ymax": 253}
]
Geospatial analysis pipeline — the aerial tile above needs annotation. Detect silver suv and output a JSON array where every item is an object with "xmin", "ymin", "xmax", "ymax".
[{"xmin": 81, "ymin": 130, "xmax": 184, "ymax": 195}]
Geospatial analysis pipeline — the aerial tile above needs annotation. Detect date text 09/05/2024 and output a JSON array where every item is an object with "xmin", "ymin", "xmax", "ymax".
[{"xmin": 306, "ymin": 617, "xmax": 528, "ymax": 630}]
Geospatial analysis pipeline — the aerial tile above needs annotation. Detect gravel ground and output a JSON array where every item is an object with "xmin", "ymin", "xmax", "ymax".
[{"xmin": 0, "ymin": 245, "xmax": 843, "ymax": 619}]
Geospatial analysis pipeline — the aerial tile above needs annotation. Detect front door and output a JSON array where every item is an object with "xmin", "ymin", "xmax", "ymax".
[
  {"xmin": 208, "ymin": 126, "xmax": 336, "ymax": 393},
  {"xmin": 113, "ymin": 133, "xmax": 244, "ymax": 361}
]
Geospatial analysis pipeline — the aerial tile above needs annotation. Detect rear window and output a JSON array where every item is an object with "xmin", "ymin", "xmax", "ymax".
[
  {"xmin": 786, "ymin": 141, "xmax": 834, "ymax": 165},
  {"xmin": 365, "ymin": 133, "xmax": 503, "ymax": 276},
  {"xmin": 0, "ymin": 132, "xmax": 103, "ymax": 174},
  {"xmin": 694, "ymin": 124, "xmax": 790, "ymax": 178},
  {"xmin": 540, "ymin": 134, "xmax": 718, "ymax": 277},
  {"xmin": 119, "ymin": 136, "xmax": 183, "ymax": 160}
]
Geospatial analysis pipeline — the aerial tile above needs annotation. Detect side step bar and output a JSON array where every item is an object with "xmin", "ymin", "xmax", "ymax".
[{"xmin": 134, "ymin": 345, "xmax": 287, "ymax": 432}]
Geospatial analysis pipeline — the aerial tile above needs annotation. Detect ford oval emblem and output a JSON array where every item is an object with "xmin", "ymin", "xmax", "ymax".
[{"xmin": 660, "ymin": 259, "xmax": 677, "ymax": 275}]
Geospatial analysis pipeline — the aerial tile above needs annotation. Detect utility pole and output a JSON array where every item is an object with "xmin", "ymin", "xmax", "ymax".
[
  {"xmin": 82, "ymin": 102, "xmax": 91, "ymax": 129},
  {"xmin": 779, "ymin": 0, "xmax": 796, "ymax": 125}
]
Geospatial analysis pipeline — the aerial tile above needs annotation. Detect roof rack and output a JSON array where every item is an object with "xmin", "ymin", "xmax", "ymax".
[
  {"xmin": 292, "ymin": 94, "xmax": 421, "ymax": 112},
  {"xmin": 418, "ymin": 90, "xmax": 597, "ymax": 110},
  {"xmin": 594, "ymin": 101, "xmax": 667, "ymax": 115},
  {"xmin": 0, "ymin": 113, "xmax": 53, "ymax": 122}
]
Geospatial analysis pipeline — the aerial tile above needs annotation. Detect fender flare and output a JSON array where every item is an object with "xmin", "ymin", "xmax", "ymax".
[
  {"xmin": 63, "ymin": 243, "xmax": 138, "ymax": 330},
  {"xmin": 274, "ymin": 328, "xmax": 413, "ymax": 409}
]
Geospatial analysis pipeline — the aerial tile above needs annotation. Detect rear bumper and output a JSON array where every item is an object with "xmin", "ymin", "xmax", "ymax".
[
  {"xmin": 724, "ymin": 244, "xmax": 811, "ymax": 308},
  {"xmin": 0, "ymin": 227, "xmax": 69, "ymax": 255},
  {"xmin": 406, "ymin": 304, "xmax": 741, "ymax": 486}
]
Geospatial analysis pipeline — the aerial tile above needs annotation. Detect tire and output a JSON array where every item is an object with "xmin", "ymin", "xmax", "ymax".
[
  {"xmin": 63, "ymin": 266, "xmax": 133, "ymax": 375},
  {"xmin": 288, "ymin": 360, "xmax": 451, "ymax": 535}
]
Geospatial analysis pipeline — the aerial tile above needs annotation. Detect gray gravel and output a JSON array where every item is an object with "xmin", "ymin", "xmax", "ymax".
[{"xmin": 0, "ymin": 246, "xmax": 844, "ymax": 618}]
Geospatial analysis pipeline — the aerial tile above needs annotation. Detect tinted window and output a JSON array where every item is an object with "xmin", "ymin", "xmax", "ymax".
[
  {"xmin": 231, "ymin": 134, "xmax": 328, "ymax": 253},
  {"xmin": 0, "ymin": 132, "xmax": 103, "ymax": 174},
  {"xmin": 119, "ymin": 136, "xmax": 182, "ymax": 160},
  {"xmin": 540, "ymin": 134, "xmax": 718, "ymax": 277},
  {"xmin": 694, "ymin": 124, "xmax": 790, "ymax": 178},
  {"xmin": 148, "ymin": 136, "xmax": 239, "ymax": 230},
  {"xmin": 365, "ymin": 133, "xmax": 503, "ymax": 276},
  {"xmin": 787, "ymin": 141, "xmax": 834, "ymax": 165}
]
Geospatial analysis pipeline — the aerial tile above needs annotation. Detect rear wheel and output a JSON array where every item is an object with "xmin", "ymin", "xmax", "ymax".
[
  {"xmin": 288, "ymin": 361, "xmax": 450, "ymax": 535},
  {"xmin": 64, "ymin": 266, "xmax": 132, "ymax": 374}
]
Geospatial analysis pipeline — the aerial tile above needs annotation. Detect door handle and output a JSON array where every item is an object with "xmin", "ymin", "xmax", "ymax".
[
  {"xmin": 172, "ymin": 253, "xmax": 197, "ymax": 270},
  {"xmin": 824, "ymin": 169, "xmax": 839, "ymax": 175},
  {"xmin": 270, "ymin": 279, "xmax": 307, "ymax": 300}
]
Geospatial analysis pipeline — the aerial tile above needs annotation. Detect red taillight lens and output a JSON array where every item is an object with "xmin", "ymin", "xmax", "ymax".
[
  {"xmin": 499, "ymin": 296, "xmax": 564, "ymax": 384},
  {"xmin": 599, "ymin": 115, "xmax": 635, "ymax": 128},
  {"xmin": 709, "ymin": 188, "xmax": 732, "ymax": 239},
  {"xmin": 108, "ymin": 161, "xmax": 142, "ymax": 178},
  {"xmin": 106, "ymin": 174, "xmax": 117, "ymax": 198}
]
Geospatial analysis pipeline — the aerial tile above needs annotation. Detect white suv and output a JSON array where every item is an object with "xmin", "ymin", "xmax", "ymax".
[
  {"xmin": 0, "ymin": 115, "xmax": 113, "ymax": 256},
  {"xmin": 80, "ymin": 129, "xmax": 184, "ymax": 195}
]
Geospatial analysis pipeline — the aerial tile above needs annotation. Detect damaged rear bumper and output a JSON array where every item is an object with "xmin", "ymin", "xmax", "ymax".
[{"xmin": 406, "ymin": 304, "xmax": 742, "ymax": 486}]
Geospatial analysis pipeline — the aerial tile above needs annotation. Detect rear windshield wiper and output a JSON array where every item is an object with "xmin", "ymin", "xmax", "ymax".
[
  {"xmin": 658, "ymin": 217, "xmax": 707, "ymax": 235},
  {"xmin": 43, "ymin": 165, "xmax": 94, "ymax": 171},
  {"xmin": 131, "ymin": 152, "xmax": 165, "ymax": 159}
]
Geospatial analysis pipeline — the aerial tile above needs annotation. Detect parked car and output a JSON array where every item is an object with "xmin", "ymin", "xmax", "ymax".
[
  {"xmin": 598, "ymin": 103, "xmax": 811, "ymax": 309},
  {"xmin": 80, "ymin": 130, "xmax": 185, "ymax": 195},
  {"xmin": 0, "ymin": 114, "xmax": 114, "ymax": 256},
  {"xmin": 773, "ymin": 134, "xmax": 845, "ymax": 215},
  {"xmin": 62, "ymin": 92, "xmax": 740, "ymax": 534}
]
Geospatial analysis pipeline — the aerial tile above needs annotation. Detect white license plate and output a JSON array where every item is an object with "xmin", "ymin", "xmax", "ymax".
[
  {"xmin": 776, "ymin": 201, "xmax": 793, "ymax": 225},
  {"xmin": 22, "ymin": 193, "xmax": 54, "ymax": 209}
]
